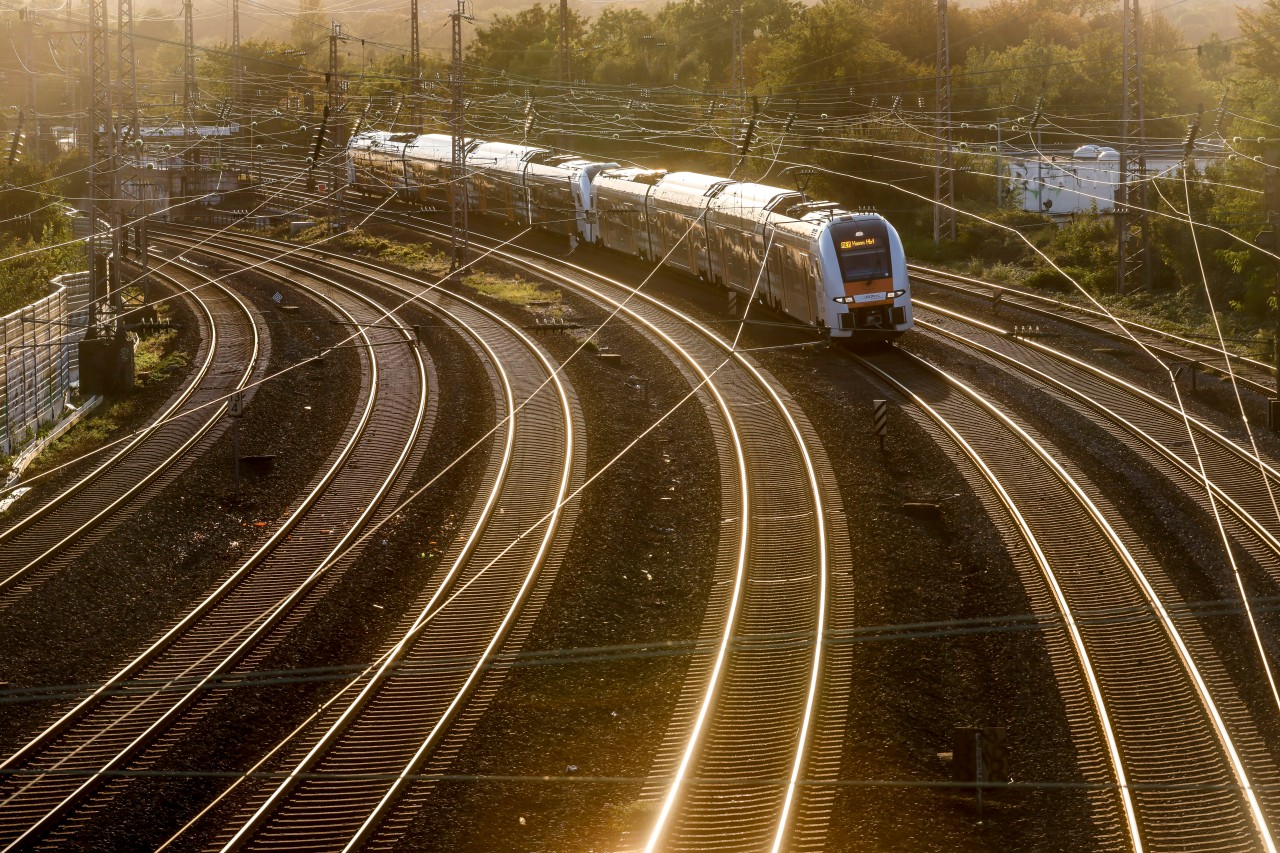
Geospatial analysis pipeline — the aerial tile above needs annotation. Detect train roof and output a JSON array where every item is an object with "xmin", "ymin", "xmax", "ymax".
[
  {"xmin": 404, "ymin": 133, "xmax": 474, "ymax": 160},
  {"xmin": 348, "ymin": 130, "xmax": 396, "ymax": 149},
  {"xmin": 468, "ymin": 141, "xmax": 547, "ymax": 168},
  {"xmin": 656, "ymin": 171, "xmax": 733, "ymax": 197},
  {"xmin": 597, "ymin": 167, "xmax": 667, "ymax": 185},
  {"xmin": 711, "ymin": 182, "xmax": 802, "ymax": 214}
]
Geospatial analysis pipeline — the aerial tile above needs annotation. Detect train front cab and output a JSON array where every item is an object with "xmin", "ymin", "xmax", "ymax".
[{"xmin": 822, "ymin": 216, "xmax": 911, "ymax": 343}]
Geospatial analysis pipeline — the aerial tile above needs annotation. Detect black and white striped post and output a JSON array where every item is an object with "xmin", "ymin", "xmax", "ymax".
[{"xmin": 873, "ymin": 399, "xmax": 888, "ymax": 450}]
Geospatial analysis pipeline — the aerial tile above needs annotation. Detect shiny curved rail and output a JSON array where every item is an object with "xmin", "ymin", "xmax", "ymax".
[
  {"xmin": 361, "ymin": 211, "xmax": 841, "ymax": 852},
  {"xmin": 909, "ymin": 264, "xmax": 1275, "ymax": 395},
  {"xmin": 914, "ymin": 299, "xmax": 1280, "ymax": 569},
  {"xmin": 157, "ymin": 229, "xmax": 582, "ymax": 853},
  {"xmin": 854, "ymin": 345, "xmax": 1274, "ymax": 853},
  {"xmin": 0, "ymin": 246, "xmax": 428, "ymax": 850},
  {"xmin": 0, "ymin": 265, "xmax": 261, "ymax": 602}
]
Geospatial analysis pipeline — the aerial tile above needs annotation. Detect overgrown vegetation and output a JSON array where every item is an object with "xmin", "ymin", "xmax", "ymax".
[
  {"xmin": 465, "ymin": 271, "xmax": 561, "ymax": 307},
  {"xmin": 135, "ymin": 328, "xmax": 189, "ymax": 383},
  {"xmin": 276, "ymin": 224, "xmax": 451, "ymax": 276},
  {"xmin": 0, "ymin": 158, "xmax": 85, "ymax": 317}
]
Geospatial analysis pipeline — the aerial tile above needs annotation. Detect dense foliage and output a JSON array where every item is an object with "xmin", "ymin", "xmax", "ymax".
[
  {"xmin": 0, "ymin": 158, "xmax": 84, "ymax": 317},
  {"xmin": 458, "ymin": 0, "xmax": 1278, "ymax": 327},
  {"xmin": 0, "ymin": 0, "xmax": 1275, "ymax": 330}
]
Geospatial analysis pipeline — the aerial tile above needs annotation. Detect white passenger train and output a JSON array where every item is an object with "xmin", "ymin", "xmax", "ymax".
[{"xmin": 348, "ymin": 130, "xmax": 912, "ymax": 340}]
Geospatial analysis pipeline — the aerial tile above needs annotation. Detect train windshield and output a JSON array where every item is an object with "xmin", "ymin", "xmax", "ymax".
[{"xmin": 829, "ymin": 221, "xmax": 891, "ymax": 283}]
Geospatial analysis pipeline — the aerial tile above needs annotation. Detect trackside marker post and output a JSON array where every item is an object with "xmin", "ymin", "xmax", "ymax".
[
  {"xmin": 230, "ymin": 391, "xmax": 244, "ymax": 496},
  {"xmin": 952, "ymin": 725, "xmax": 1008, "ymax": 825},
  {"xmin": 872, "ymin": 399, "xmax": 888, "ymax": 450}
]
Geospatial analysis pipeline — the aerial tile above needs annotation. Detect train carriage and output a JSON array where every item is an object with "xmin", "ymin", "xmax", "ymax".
[
  {"xmin": 348, "ymin": 131, "xmax": 911, "ymax": 340},
  {"xmin": 647, "ymin": 172, "xmax": 731, "ymax": 278},
  {"xmin": 403, "ymin": 134, "xmax": 467, "ymax": 206},
  {"xmin": 466, "ymin": 141, "xmax": 530, "ymax": 219},
  {"xmin": 594, "ymin": 168, "xmax": 666, "ymax": 258},
  {"xmin": 348, "ymin": 131, "xmax": 414, "ymax": 198}
]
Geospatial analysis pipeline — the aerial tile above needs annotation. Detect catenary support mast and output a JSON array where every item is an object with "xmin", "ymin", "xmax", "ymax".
[
  {"xmin": 1117, "ymin": 0, "xmax": 1152, "ymax": 292},
  {"xmin": 450, "ymin": 0, "xmax": 469, "ymax": 268},
  {"xmin": 933, "ymin": 0, "xmax": 955, "ymax": 243}
]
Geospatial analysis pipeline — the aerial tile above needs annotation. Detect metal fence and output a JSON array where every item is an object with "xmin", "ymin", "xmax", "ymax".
[{"xmin": 1, "ymin": 271, "xmax": 93, "ymax": 455}]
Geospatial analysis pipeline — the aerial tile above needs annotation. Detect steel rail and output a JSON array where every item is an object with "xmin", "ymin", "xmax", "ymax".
[
  {"xmin": 855, "ymin": 346, "xmax": 1275, "ymax": 852},
  {"xmin": 165, "ymin": 225, "xmax": 706, "ymax": 850},
  {"xmin": 153, "ymin": 229, "xmax": 579, "ymax": 852},
  {"xmin": 0, "ymin": 248, "xmax": 428, "ymax": 850},
  {"xmin": 909, "ymin": 264, "xmax": 1276, "ymax": 396},
  {"xmin": 352, "ymin": 211, "xmax": 833, "ymax": 852},
  {"xmin": 0, "ymin": 265, "xmax": 260, "ymax": 597},
  {"xmin": 850, "ymin": 348, "xmax": 1143, "ymax": 852},
  {"xmin": 913, "ymin": 299, "xmax": 1280, "ymax": 562}
]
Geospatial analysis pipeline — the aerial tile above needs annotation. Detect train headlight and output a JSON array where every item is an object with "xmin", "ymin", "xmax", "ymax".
[
  {"xmin": 833, "ymin": 295, "xmax": 855, "ymax": 304},
  {"xmin": 891, "ymin": 289, "xmax": 906, "ymax": 298}
]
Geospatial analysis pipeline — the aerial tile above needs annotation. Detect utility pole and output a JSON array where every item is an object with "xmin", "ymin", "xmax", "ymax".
[
  {"xmin": 409, "ymin": 0, "xmax": 420, "ymax": 132},
  {"xmin": 21, "ymin": 8, "xmax": 39, "ymax": 162},
  {"xmin": 558, "ymin": 0, "xmax": 569, "ymax": 150},
  {"xmin": 183, "ymin": 0, "xmax": 197, "ymax": 129},
  {"xmin": 1116, "ymin": 0, "xmax": 1151, "ymax": 293},
  {"xmin": 1212, "ymin": 92, "xmax": 1229, "ymax": 140},
  {"xmin": 731, "ymin": 1, "xmax": 744, "ymax": 101},
  {"xmin": 450, "ymin": 0, "xmax": 469, "ymax": 269},
  {"xmin": 87, "ymin": 0, "xmax": 119, "ymax": 320},
  {"xmin": 232, "ymin": 0, "xmax": 242, "ymax": 118},
  {"xmin": 67, "ymin": 3, "xmax": 81, "ymax": 152},
  {"xmin": 118, "ymin": 0, "xmax": 148, "ymax": 300},
  {"xmin": 1264, "ymin": 142, "xmax": 1280, "ymax": 402},
  {"xmin": 933, "ymin": 0, "xmax": 955, "ymax": 244},
  {"xmin": 328, "ymin": 20, "xmax": 346, "ymax": 228}
]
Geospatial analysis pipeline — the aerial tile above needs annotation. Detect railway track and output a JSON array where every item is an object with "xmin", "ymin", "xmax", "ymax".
[
  {"xmin": 911, "ymin": 299, "xmax": 1280, "ymax": 590},
  {"xmin": 0, "ymin": 247, "xmax": 430, "ymax": 850},
  {"xmin": 909, "ymin": 264, "xmax": 1277, "ymax": 397},
  {"xmin": 313, "ymin": 207, "xmax": 853, "ymax": 852},
  {"xmin": 854, "ymin": 345, "xmax": 1276, "ymax": 853},
  {"xmin": 145, "ymin": 228, "xmax": 585, "ymax": 853},
  {"xmin": 0, "ymin": 265, "xmax": 263, "ymax": 605}
]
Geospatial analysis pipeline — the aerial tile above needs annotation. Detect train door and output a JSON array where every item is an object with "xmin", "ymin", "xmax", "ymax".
[
  {"xmin": 782, "ymin": 246, "xmax": 809, "ymax": 321},
  {"xmin": 764, "ymin": 234, "xmax": 783, "ymax": 307},
  {"xmin": 619, "ymin": 204, "xmax": 638, "ymax": 254},
  {"xmin": 804, "ymin": 254, "xmax": 819, "ymax": 324},
  {"xmin": 710, "ymin": 223, "xmax": 729, "ymax": 285}
]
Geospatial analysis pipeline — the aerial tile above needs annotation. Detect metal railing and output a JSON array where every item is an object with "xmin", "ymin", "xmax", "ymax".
[{"xmin": 1, "ymin": 271, "xmax": 92, "ymax": 455}]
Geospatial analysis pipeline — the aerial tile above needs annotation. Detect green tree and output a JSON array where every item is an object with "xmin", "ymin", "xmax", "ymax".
[
  {"xmin": 468, "ymin": 4, "xmax": 590, "ymax": 82},
  {"xmin": 292, "ymin": 0, "xmax": 329, "ymax": 67},
  {"xmin": 1237, "ymin": 0, "xmax": 1280, "ymax": 79}
]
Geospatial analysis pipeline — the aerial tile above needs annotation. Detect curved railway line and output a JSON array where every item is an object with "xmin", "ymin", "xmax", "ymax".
[
  {"xmin": 854, "ymin": 345, "xmax": 1276, "ymax": 853},
  {"xmin": 0, "ymin": 247, "xmax": 430, "ymax": 850},
  {"xmin": 331, "ymin": 198, "xmax": 1280, "ymax": 851},
  {"xmin": 0, "ymin": 264, "xmax": 263, "ymax": 605},
  {"xmin": 36, "ymin": 176, "xmax": 1279, "ymax": 850},
  {"xmin": 911, "ymin": 299, "xmax": 1280, "ymax": 590},
  {"xmin": 270, "ymin": 206, "xmax": 855, "ymax": 852},
  {"xmin": 147, "ymin": 227, "xmax": 586, "ymax": 853},
  {"xmin": 909, "ymin": 264, "xmax": 1277, "ymax": 397}
]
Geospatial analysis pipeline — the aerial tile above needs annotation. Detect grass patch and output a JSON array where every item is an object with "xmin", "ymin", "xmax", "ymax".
[
  {"xmin": 24, "ymin": 398, "xmax": 140, "ymax": 478},
  {"xmin": 284, "ymin": 225, "xmax": 450, "ymax": 276},
  {"xmin": 465, "ymin": 272, "xmax": 561, "ymax": 307},
  {"xmin": 135, "ymin": 329, "xmax": 189, "ymax": 382}
]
